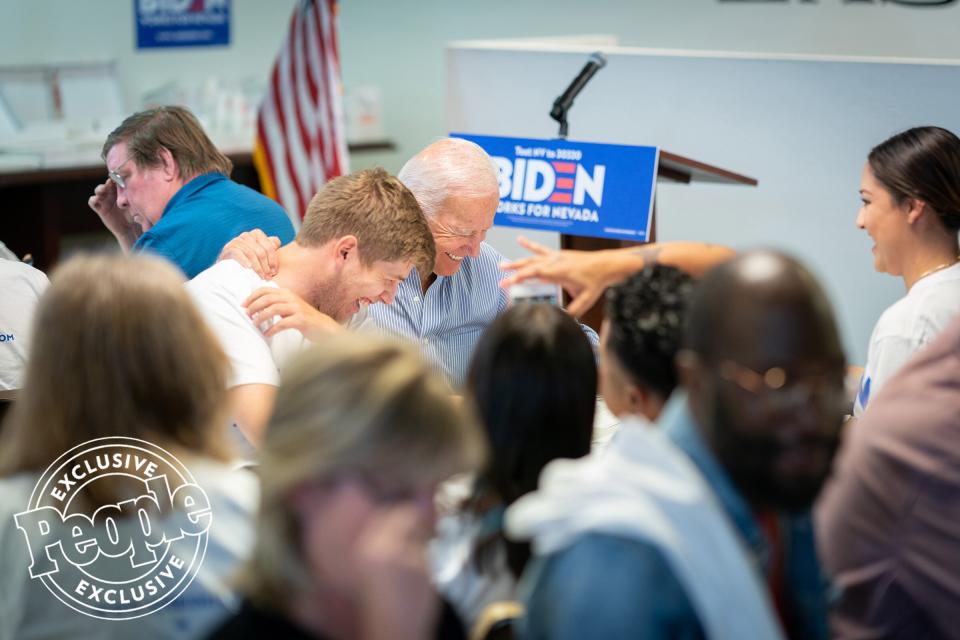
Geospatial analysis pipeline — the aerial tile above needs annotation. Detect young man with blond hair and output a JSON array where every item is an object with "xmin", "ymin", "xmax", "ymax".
[{"xmin": 188, "ymin": 168, "xmax": 435, "ymax": 446}]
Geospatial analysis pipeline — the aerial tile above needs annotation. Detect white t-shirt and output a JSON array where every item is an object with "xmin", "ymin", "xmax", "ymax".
[
  {"xmin": 0, "ymin": 458, "xmax": 258, "ymax": 640},
  {"xmin": 186, "ymin": 260, "xmax": 307, "ymax": 388},
  {"xmin": 855, "ymin": 262, "xmax": 960, "ymax": 416},
  {"xmin": 0, "ymin": 259, "xmax": 49, "ymax": 391}
]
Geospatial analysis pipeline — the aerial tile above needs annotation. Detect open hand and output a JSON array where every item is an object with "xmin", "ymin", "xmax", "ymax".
[
  {"xmin": 219, "ymin": 229, "xmax": 282, "ymax": 278},
  {"xmin": 244, "ymin": 287, "xmax": 342, "ymax": 340},
  {"xmin": 500, "ymin": 236, "xmax": 608, "ymax": 317}
]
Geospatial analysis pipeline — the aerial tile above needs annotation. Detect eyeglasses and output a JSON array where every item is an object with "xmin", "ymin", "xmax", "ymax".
[
  {"xmin": 717, "ymin": 359, "xmax": 846, "ymax": 414},
  {"xmin": 107, "ymin": 157, "xmax": 133, "ymax": 190}
]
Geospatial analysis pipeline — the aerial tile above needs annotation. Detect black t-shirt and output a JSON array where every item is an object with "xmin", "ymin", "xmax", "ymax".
[
  {"xmin": 207, "ymin": 598, "xmax": 467, "ymax": 640},
  {"xmin": 207, "ymin": 600, "xmax": 324, "ymax": 640}
]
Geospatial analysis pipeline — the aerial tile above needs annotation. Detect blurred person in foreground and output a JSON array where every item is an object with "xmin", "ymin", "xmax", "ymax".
[
  {"xmin": 0, "ymin": 254, "xmax": 257, "ymax": 639},
  {"xmin": 818, "ymin": 315, "xmax": 960, "ymax": 637},
  {"xmin": 208, "ymin": 335, "xmax": 486, "ymax": 640},
  {"xmin": 663, "ymin": 251, "xmax": 845, "ymax": 638}
]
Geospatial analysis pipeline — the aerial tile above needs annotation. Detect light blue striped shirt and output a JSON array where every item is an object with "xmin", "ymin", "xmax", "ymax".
[{"xmin": 366, "ymin": 242, "xmax": 598, "ymax": 388}]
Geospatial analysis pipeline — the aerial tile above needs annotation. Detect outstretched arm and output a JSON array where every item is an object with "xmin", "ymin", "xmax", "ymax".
[{"xmin": 501, "ymin": 236, "xmax": 735, "ymax": 317}]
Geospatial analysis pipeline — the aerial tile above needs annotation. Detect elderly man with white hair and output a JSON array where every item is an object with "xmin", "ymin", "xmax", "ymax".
[{"xmin": 363, "ymin": 137, "xmax": 572, "ymax": 386}]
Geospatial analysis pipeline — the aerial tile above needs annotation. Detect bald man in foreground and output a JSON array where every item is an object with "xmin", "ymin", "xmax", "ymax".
[
  {"xmin": 515, "ymin": 251, "xmax": 846, "ymax": 639},
  {"xmin": 670, "ymin": 251, "xmax": 845, "ymax": 638}
]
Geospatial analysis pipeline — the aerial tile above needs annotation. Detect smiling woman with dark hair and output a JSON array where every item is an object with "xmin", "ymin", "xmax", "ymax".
[{"xmin": 854, "ymin": 126, "xmax": 960, "ymax": 416}]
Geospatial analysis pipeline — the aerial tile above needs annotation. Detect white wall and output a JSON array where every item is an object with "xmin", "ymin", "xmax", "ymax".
[
  {"xmin": 335, "ymin": 0, "xmax": 960, "ymax": 170},
  {"xmin": 5, "ymin": 0, "xmax": 960, "ymax": 167},
  {"xmin": 447, "ymin": 44, "xmax": 960, "ymax": 363},
  {"xmin": 0, "ymin": 0, "xmax": 297, "ymax": 114}
]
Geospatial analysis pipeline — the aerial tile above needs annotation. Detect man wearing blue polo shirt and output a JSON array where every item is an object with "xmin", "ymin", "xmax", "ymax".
[{"xmin": 88, "ymin": 106, "xmax": 294, "ymax": 278}]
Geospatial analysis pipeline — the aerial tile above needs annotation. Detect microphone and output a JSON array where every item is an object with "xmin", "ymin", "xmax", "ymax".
[{"xmin": 550, "ymin": 52, "xmax": 607, "ymax": 138}]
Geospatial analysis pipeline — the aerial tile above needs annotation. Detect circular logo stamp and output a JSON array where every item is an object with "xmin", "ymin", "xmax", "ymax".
[{"xmin": 13, "ymin": 436, "xmax": 212, "ymax": 620}]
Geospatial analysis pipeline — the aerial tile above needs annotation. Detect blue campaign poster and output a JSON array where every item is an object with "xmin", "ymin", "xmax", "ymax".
[
  {"xmin": 452, "ymin": 133, "xmax": 659, "ymax": 242},
  {"xmin": 135, "ymin": 0, "xmax": 230, "ymax": 49}
]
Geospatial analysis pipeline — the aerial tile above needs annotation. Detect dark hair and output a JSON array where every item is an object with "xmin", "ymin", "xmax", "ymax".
[
  {"xmin": 868, "ymin": 126, "xmax": 960, "ymax": 231},
  {"xmin": 605, "ymin": 264, "xmax": 694, "ymax": 400},
  {"xmin": 466, "ymin": 303, "xmax": 597, "ymax": 577},
  {"xmin": 102, "ymin": 106, "xmax": 233, "ymax": 180}
]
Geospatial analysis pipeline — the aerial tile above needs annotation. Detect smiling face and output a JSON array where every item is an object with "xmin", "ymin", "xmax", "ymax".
[
  {"xmin": 429, "ymin": 191, "xmax": 499, "ymax": 276},
  {"xmin": 310, "ymin": 257, "xmax": 413, "ymax": 322},
  {"xmin": 857, "ymin": 162, "xmax": 913, "ymax": 277},
  {"xmin": 106, "ymin": 142, "xmax": 182, "ymax": 232}
]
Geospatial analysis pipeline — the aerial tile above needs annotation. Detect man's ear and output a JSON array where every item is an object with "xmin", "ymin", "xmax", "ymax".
[
  {"xmin": 332, "ymin": 235, "xmax": 359, "ymax": 266},
  {"xmin": 157, "ymin": 147, "xmax": 179, "ymax": 182}
]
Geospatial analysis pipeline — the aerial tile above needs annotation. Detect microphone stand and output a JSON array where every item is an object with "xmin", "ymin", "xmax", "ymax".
[{"xmin": 550, "ymin": 52, "xmax": 607, "ymax": 139}]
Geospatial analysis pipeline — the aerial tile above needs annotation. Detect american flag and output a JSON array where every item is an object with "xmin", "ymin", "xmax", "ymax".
[{"xmin": 253, "ymin": 0, "xmax": 348, "ymax": 227}]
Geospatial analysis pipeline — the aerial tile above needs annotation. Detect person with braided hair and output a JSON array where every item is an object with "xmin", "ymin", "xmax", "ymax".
[{"xmin": 599, "ymin": 264, "xmax": 695, "ymax": 422}]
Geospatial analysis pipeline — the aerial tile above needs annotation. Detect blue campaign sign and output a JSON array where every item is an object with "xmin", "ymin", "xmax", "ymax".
[
  {"xmin": 135, "ymin": 0, "xmax": 230, "ymax": 49},
  {"xmin": 452, "ymin": 133, "xmax": 659, "ymax": 242}
]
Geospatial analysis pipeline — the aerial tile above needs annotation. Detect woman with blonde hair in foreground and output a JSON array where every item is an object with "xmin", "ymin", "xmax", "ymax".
[
  {"xmin": 0, "ymin": 254, "xmax": 258, "ymax": 640},
  {"xmin": 208, "ymin": 335, "xmax": 486, "ymax": 640}
]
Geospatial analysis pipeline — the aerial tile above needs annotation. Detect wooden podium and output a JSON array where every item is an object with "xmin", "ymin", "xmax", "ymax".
[{"xmin": 561, "ymin": 150, "xmax": 757, "ymax": 331}]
